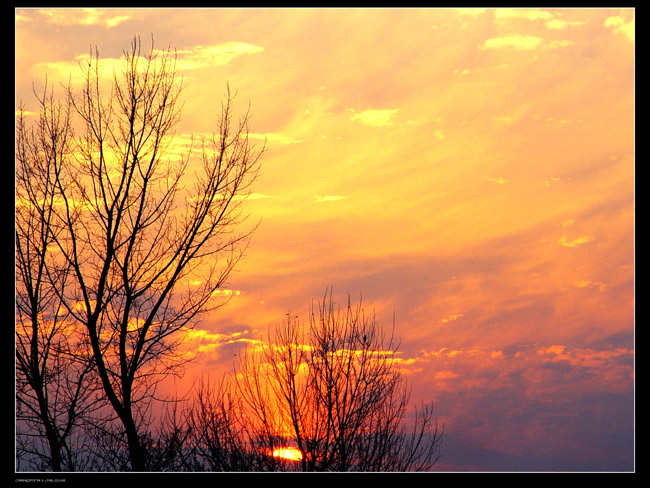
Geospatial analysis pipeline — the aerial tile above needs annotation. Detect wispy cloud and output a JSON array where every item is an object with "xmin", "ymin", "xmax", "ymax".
[
  {"xmin": 537, "ymin": 344, "xmax": 633, "ymax": 374},
  {"xmin": 494, "ymin": 8, "xmax": 554, "ymax": 22},
  {"xmin": 30, "ymin": 41, "xmax": 264, "ymax": 86},
  {"xmin": 479, "ymin": 34, "xmax": 544, "ymax": 51},
  {"xmin": 181, "ymin": 326, "xmax": 257, "ymax": 355},
  {"xmin": 544, "ymin": 177, "xmax": 562, "ymax": 187},
  {"xmin": 15, "ymin": 109, "xmax": 38, "ymax": 117},
  {"xmin": 314, "ymin": 195, "xmax": 348, "ymax": 203},
  {"xmin": 15, "ymin": 12, "xmax": 33, "ymax": 23},
  {"xmin": 31, "ymin": 54, "xmax": 120, "ymax": 84},
  {"xmin": 248, "ymin": 132, "xmax": 302, "ymax": 145},
  {"xmin": 440, "ymin": 314, "xmax": 464, "ymax": 323},
  {"xmin": 350, "ymin": 108, "xmax": 399, "ymax": 127},
  {"xmin": 561, "ymin": 219, "xmax": 575, "ymax": 228},
  {"xmin": 37, "ymin": 8, "xmax": 131, "ymax": 28},
  {"xmin": 488, "ymin": 176, "xmax": 508, "ymax": 185},
  {"xmin": 604, "ymin": 14, "xmax": 635, "ymax": 42},
  {"xmin": 574, "ymin": 280, "xmax": 608, "ymax": 292},
  {"xmin": 544, "ymin": 18, "xmax": 586, "ymax": 30},
  {"xmin": 246, "ymin": 193, "xmax": 275, "ymax": 201},
  {"xmin": 558, "ymin": 235, "xmax": 595, "ymax": 247},
  {"xmin": 175, "ymin": 42, "xmax": 264, "ymax": 71},
  {"xmin": 479, "ymin": 32, "xmax": 572, "ymax": 51}
]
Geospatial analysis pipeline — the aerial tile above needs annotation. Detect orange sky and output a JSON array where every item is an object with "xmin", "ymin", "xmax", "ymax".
[{"xmin": 15, "ymin": 8, "xmax": 634, "ymax": 471}]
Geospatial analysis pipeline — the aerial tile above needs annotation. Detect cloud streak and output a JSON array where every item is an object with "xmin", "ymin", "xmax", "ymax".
[
  {"xmin": 175, "ymin": 42, "xmax": 264, "ymax": 70},
  {"xmin": 350, "ymin": 108, "xmax": 400, "ymax": 127},
  {"xmin": 36, "ymin": 8, "xmax": 131, "ymax": 27}
]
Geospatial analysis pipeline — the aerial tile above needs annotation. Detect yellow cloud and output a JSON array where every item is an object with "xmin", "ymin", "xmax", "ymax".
[
  {"xmin": 185, "ymin": 328, "xmax": 234, "ymax": 342},
  {"xmin": 440, "ymin": 314, "xmax": 464, "ymax": 323},
  {"xmin": 246, "ymin": 193, "xmax": 275, "ymax": 201},
  {"xmin": 479, "ymin": 34, "xmax": 544, "ymax": 51},
  {"xmin": 211, "ymin": 289, "xmax": 242, "ymax": 297},
  {"xmin": 350, "ymin": 108, "xmax": 399, "ymax": 127},
  {"xmin": 544, "ymin": 18, "xmax": 586, "ymax": 30},
  {"xmin": 488, "ymin": 176, "xmax": 508, "ymax": 184},
  {"xmin": 175, "ymin": 42, "xmax": 264, "ymax": 71},
  {"xmin": 32, "ymin": 54, "xmax": 121, "ymax": 84},
  {"xmin": 37, "ymin": 8, "xmax": 130, "ymax": 27},
  {"xmin": 494, "ymin": 8, "xmax": 554, "ymax": 21},
  {"xmin": 494, "ymin": 115, "xmax": 518, "ymax": 123},
  {"xmin": 561, "ymin": 219, "xmax": 575, "ymax": 228},
  {"xmin": 31, "ymin": 42, "xmax": 264, "ymax": 86},
  {"xmin": 605, "ymin": 14, "xmax": 635, "ymax": 42},
  {"xmin": 248, "ymin": 132, "xmax": 302, "ymax": 145},
  {"xmin": 537, "ymin": 344, "xmax": 566, "ymax": 356},
  {"xmin": 182, "ymin": 327, "xmax": 257, "ymax": 352},
  {"xmin": 314, "ymin": 195, "xmax": 348, "ymax": 203},
  {"xmin": 455, "ymin": 8, "xmax": 488, "ymax": 18},
  {"xmin": 15, "ymin": 13, "xmax": 33, "ymax": 23},
  {"xmin": 575, "ymin": 280, "xmax": 608, "ymax": 292},
  {"xmin": 544, "ymin": 177, "xmax": 562, "ymax": 187},
  {"xmin": 127, "ymin": 317, "xmax": 145, "ymax": 332},
  {"xmin": 15, "ymin": 109, "xmax": 38, "ymax": 117},
  {"xmin": 71, "ymin": 300, "xmax": 97, "ymax": 314},
  {"xmin": 480, "ymin": 34, "xmax": 572, "ymax": 52},
  {"xmin": 453, "ymin": 68, "xmax": 471, "ymax": 76},
  {"xmin": 559, "ymin": 235, "xmax": 595, "ymax": 247}
]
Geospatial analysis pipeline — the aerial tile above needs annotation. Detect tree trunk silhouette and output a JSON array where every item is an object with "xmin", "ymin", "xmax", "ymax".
[
  {"xmin": 16, "ymin": 34, "xmax": 262, "ymax": 471},
  {"xmin": 16, "ymin": 88, "xmax": 106, "ymax": 472}
]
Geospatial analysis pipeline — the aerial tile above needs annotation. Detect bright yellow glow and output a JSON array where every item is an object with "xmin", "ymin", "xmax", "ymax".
[
  {"xmin": 350, "ymin": 108, "xmax": 399, "ymax": 127},
  {"xmin": 272, "ymin": 447, "xmax": 303, "ymax": 461}
]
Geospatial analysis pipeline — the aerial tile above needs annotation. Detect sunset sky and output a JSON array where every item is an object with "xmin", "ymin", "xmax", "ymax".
[{"xmin": 15, "ymin": 8, "xmax": 634, "ymax": 471}]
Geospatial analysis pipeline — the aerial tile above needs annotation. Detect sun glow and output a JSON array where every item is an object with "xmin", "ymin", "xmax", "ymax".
[{"xmin": 272, "ymin": 447, "xmax": 303, "ymax": 461}]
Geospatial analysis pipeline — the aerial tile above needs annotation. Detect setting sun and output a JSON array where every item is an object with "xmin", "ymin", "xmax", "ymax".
[{"xmin": 272, "ymin": 447, "xmax": 303, "ymax": 462}]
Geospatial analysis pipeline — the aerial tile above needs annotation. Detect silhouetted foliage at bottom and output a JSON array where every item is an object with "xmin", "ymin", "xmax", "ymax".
[
  {"xmin": 16, "ymin": 291, "xmax": 442, "ymax": 472},
  {"xmin": 180, "ymin": 290, "xmax": 443, "ymax": 472}
]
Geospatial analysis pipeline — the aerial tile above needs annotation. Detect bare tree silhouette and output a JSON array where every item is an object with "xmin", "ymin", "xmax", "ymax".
[
  {"xmin": 15, "ymin": 35, "xmax": 262, "ymax": 471},
  {"xmin": 232, "ymin": 290, "xmax": 442, "ymax": 471},
  {"xmin": 16, "ymin": 89, "xmax": 108, "ymax": 472},
  {"xmin": 183, "ymin": 375, "xmax": 267, "ymax": 471}
]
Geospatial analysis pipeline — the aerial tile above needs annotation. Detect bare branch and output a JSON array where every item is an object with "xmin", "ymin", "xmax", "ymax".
[{"xmin": 17, "ymin": 34, "xmax": 262, "ymax": 472}]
